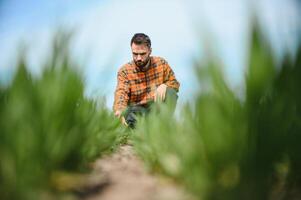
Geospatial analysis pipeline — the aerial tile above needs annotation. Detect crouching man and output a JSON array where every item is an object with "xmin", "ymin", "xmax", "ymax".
[{"xmin": 113, "ymin": 33, "xmax": 180, "ymax": 128}]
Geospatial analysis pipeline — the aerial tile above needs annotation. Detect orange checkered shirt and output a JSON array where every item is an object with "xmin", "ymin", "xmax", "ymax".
[{"xmin": 113, "ymin": 56, "xmax": 180, "ymax": 112}]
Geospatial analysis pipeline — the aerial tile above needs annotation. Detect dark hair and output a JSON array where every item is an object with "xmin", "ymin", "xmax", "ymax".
[{"xmin": 130, "ymin": 33, "xmax": 151, "ymax": 48}]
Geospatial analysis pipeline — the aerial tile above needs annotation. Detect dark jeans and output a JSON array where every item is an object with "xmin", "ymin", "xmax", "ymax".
[{"xmin": 124, "ymin": 88, "xmax": 178, "ymax": 128}]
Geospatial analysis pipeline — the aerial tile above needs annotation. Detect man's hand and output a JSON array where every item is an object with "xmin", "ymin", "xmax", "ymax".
[
  {"xmin": 154, "ymin": 84, "xmax": 167, "ymax": 102},
  {"xmin": 114, "ymin": 110, "xmax": 128, "ymax": 126},
  {"xmin": 114, "ymin": 110, "xmax": 122, "ymax": 118}
]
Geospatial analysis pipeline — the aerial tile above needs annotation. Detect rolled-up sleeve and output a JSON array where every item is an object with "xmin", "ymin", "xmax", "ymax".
[
  {"xmin": 163, "ymin": 61, "xmax": 180, "ymax": 92},
  {"xmin": 113, "ymin": 69, "xmax": 130, "ymax": 112}
]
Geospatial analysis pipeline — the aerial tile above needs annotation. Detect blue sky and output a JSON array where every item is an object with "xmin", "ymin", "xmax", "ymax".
[{"xmin": 0, "ymin": 0, "xmax": 300, "ymax": 109}]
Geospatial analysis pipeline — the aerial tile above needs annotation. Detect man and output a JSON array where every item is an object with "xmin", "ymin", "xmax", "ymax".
[{"xmin": 113, "ymin": 33, "xmax": 180, "ymax": 128}]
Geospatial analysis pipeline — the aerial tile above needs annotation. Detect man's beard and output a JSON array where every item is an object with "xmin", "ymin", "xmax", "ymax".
[{"xmin": 135, "ymin": 57, "xmax": 150, "ymax": 68}]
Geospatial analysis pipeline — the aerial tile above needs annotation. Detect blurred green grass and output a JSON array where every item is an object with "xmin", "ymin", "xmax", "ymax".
[
  {"xmin": 132, "ymin": 27, "xmax": 301, "ymax": 200},
  {"xmin": 0, "ymin": 33, "xmax": 125, "ymax": 200}
]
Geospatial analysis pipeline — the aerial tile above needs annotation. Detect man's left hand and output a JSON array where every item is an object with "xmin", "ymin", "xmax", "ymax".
[{"xmin": 154, "ymin": 84, "xmax": 167, "ymax": 102}]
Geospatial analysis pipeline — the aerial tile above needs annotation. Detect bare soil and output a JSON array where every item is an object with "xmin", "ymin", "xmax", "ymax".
[{"xmin": 82, "ymin": 144, "xmax": 193, "ymax": 200}]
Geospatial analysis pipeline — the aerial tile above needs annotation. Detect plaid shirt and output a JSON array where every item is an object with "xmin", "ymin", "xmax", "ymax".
[{"xmin": 113, "ymin": 56, "xmax": 180, "ymax": 112}]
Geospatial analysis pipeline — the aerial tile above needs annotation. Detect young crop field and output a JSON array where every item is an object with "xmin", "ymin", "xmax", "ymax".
[{"xmin": 0, "ymin": 28, "xmax": 300, "ymax": 200}]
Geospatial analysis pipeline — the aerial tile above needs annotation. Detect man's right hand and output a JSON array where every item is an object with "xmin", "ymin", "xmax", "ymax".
[
  {"xmin": 114, "ymin": 110, "xmax": 122, "ymax": 118},
  {"xmin": 114, "ymin": 110, "xmax": 128, "ymax": 126}
]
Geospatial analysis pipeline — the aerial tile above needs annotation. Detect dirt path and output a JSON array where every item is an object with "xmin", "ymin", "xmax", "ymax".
[{"xmin": 83, "ymin": 144, "xmax": 193, "ymax": 200}]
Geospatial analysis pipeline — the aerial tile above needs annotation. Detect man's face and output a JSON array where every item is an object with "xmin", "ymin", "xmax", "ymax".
[{"xmin": 131, "ymin": 43, "xmax": 152, "ymax": 68}]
